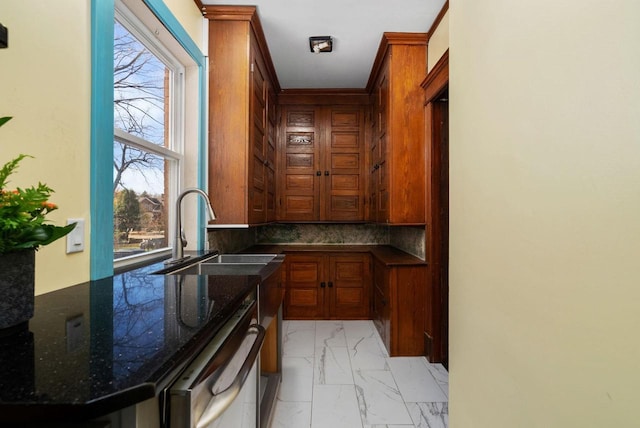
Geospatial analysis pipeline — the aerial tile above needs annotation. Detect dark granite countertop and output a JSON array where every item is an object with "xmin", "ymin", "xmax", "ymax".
[
  {"xmin": 244, "ymin": 244, "xmax": 427, "ymax": 266},
  {"xmin": 0, "ymin": 252, "xmax": 260, "ymax": 424}
]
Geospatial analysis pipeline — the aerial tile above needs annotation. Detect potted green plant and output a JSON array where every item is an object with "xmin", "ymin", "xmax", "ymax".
[{"xmin": 0, "ymin": 116, "xmax": 76, "ymax": 333}]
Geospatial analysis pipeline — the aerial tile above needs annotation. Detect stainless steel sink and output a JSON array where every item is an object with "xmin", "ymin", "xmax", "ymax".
[
  {"xmin": 157, "ymin": 253, "xmax": 282, "ymax": 276},
  {"xmin": 171, "ymin": 262, "xmax": 268, "ymax": 276},
  {"xmin": 210, "ymin": 254, "xmax": 277, "ymax": 264}
]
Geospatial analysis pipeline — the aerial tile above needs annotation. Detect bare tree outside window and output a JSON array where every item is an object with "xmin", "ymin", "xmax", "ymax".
[{"xmin": 113, "ymin": 20, "xmax": 173, "ymax": 258}]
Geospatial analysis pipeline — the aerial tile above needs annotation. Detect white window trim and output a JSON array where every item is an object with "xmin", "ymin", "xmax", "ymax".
[{"xmin": 113, "ymin": 0, "xmax": 196, "ymax": 270}]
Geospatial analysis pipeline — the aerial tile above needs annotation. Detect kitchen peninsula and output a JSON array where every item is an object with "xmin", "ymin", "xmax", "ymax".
[{"xmin": 0, "ymin": 251, "xmax": 259, "ymax": 426}]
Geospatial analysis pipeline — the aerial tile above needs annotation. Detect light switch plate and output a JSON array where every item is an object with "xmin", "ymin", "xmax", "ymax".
[{"xmin": 66, "ymin": 218, "xmax": 85, "ymax": 254}]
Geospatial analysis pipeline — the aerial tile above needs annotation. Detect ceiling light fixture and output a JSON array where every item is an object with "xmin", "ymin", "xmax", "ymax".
[{"xmin": 309, "ymin": 36, "xmax": 333, "ymax": 53}]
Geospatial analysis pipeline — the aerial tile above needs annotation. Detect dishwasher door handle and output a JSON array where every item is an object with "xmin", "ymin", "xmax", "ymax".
[{"xmin": 196, "ymin": 324, "xmax": 265, "ymax": 428}]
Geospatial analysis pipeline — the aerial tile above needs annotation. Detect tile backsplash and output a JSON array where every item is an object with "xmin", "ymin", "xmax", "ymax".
[{"xmin": 207, "ymin": 224, "xmax": 425, "ymax": 259}]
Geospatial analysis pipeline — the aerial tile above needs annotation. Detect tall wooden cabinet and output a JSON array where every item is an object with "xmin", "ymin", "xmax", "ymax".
[
  {"xmin": 278, "ymin": 104, "xmax": 366, "ymax": 222},
  {"xmin": 283, "ymin": 252, "xmax": 370, "ymax": 319},
  {"xmin": 367, "ymin": 33, "xmax": 428, "ymax": 224},
  {"xmin": 204, "ymin": 6, "xmax": 279, "ymax": 225}
]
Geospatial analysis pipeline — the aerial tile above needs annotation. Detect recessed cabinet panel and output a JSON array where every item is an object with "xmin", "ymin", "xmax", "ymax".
[
  {"xmin": 331, "ymin": 175, "xmax": 359, "ymax": 190},
  {"xmin": 290, "ymin": 261, "xmax": 319, "ymax": 282},
  {"xmin": 331, "ymin": 110, "xmax": 359, "ymax": 127},
  {"xmin": 331, "ymin": 153, "xmax": 359, "ymax": 170},
  {"xmin": 287, "ymin": 133, "xmax": 315, "ymax": 148},
  {"xmin": 285, "ymin": 196, "xmax": 315, "ymax": 213},
  {"xmin": 286, "ymin": 153, "xmax": 314, "ymax": 169},
  {"xmin": 253, "ymin": 155, "xmax": 265, "ymax": 183},
  {"xmin": 286, "ymin": 175, "xmax": 314, "ymax": 190},
  {"xmin": 287, "ymin": 111, "xmax": 315, "ymax": 127},
  {"xmin": 289, "ymin": 289, "xmax": 318, "ymax": 306},
  {"xmin": 331, "ymin": 132, "xmax": 359, "ymax": 149},
  {"xmin": 331, "ymin": 196, "xmax": 359, "ymax": 212}
]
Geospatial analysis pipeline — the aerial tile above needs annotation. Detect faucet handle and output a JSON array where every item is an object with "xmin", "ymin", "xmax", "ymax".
[{"xmin": 180, "ymin": 229, "xmax": 188, "ymax": 248}]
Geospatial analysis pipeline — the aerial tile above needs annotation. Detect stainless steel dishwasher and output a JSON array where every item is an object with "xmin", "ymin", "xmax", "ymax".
[{"xmin": 167, "ymin": 294, "xmax": 265, "ymax": 428}]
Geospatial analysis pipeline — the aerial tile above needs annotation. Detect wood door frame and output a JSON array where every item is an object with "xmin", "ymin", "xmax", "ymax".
[{"xmin": 421, "ymin": 49, "xmax": 449, "ymax": 366}]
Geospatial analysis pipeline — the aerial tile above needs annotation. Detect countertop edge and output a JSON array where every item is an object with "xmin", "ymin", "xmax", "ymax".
[{"xmin": 245, "ymin": 244, "xmax": 427, "ymax": 266}]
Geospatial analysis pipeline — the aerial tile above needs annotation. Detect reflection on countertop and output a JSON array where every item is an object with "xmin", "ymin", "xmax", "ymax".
[{"xmin": 0, "ymin": 252, "xmax": 259, "ymax": 424}]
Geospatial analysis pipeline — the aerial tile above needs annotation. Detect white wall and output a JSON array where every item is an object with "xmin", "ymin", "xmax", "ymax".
[{"xmin": 450, "ymin": 1, "xmax": 640, "ymax": 426}]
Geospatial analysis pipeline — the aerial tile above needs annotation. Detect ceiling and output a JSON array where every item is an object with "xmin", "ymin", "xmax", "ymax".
[{"xmin": 199, "ymin": 0, "xmax": 447, "ymax": 89}]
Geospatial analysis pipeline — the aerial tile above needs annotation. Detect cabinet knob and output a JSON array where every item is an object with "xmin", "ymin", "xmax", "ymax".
[
  {"xmin": 324, "ymin": 170, "xmax": 330, "ymax": 176},
  {"xmin": 328, "ymin": 281, "xmax": 333, "ymax": 288},
  {"xmin": 316, "ymin": 171, "xmax": 322, "ymax": 176},
  {"xmin": 320, "ymin": 282, "xmax": 326, "ymax": 288}
]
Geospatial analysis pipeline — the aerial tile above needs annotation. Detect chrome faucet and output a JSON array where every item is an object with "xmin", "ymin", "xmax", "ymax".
[{"xmin": 167, "ymin": 188, "xmax": 216, "ymax": 265}]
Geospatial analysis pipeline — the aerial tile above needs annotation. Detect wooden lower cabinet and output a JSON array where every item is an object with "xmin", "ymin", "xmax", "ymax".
[
  {"xmin": 284, "ymin": 252, "xmax": 370, "ymax": 319},
  {"xmin": 372, "ymin": 257, "xmax": 426, "ymax": 356}
]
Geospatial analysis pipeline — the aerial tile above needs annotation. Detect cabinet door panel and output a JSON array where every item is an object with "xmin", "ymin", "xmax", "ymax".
[
  {"xmin": 331, "ymin": 175, "xmax": 359, "ymax": 190},
  {"xmin": 331, "ymin": 153, "xmax": 360, "ymax": 170},
  {"xmin": 325, "ymin": 108, "xmax": 365, "ymax": 221},
  {"xmin": 287, "ymin": 110, "xmax": 315, "ymax": 127},
  {"xmin": 331, "ymin": 132, "xmax": 360, "ymax": 149},
  {"xmin": 289, "ymin": 289, "xmax": 319, "ymax": 307},
  {"xmin": 279, "ymin": 107, "xmax": 321, "ymax": 221},
  {"xmin": 331, "ymin": 110, "xmax": 359, "ymax": 127},
  {"xmin": 278, "ymin": 106, "xmax": 365, "ymax": 222},
  {"xmin": 283, "ymin": 196, "xmax": 315, "ymax": 218},
  {"xmin": 328, "ymin": 254, "xmax": 370, "ymax": 319},
  {"xmin": 248, "ymin": 42, "xmax": 268, "ymax": 224},
  {"xmin": 284, "ymin": 255, "xmax": 325, "ymax": 319},
  {"xmin": 286, "ymin": 152, "xmax": 315, "ymax": 168}
]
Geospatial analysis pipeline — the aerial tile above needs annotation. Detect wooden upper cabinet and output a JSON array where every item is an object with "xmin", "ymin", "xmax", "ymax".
[
  {"xmin": 204, "ymin": 6, "xmax": 279, "ymax": 225},
  {"xmin": 367, "ymin": 33, "xmax": 428, "ymax": 224},
  {"xmin": 278, "ymin": 105, "xmax": 366, "ymax": 222}
]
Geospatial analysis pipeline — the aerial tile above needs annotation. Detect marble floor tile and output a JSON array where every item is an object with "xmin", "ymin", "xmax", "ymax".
[
  {"xmin": 388, "ymin": 357, "xmax": 448, "ymax": 403},
  {"xmin": 311, "ymin": 385, "xmax": 363, "ymax": 428},
  {"xmin": 343, "ymin": 320, "xmax": 377, "ymax": 345},
  {"xmin": 278, "ymin": 357, "xmax": 314, "ymax": 402},
  {"xmin": 406, "ymin": 402, "xmax": 449, "ymax": 428},
  {"xmin": 270, "ymin": 400, "xmax": 312, "ymax": 428},
  {"xmin": 284, "ymin": 320, "xmax": 316, "ymax": 332},
  {"xmin": 348, "ymin": 336, "xmax": 390, "ymax": 371},
  {"xmin": 273, "ymin": 320, "xmax": 449, "ymax": 428},
  {"xmin": 314, "ymin": 345, "xmax": 354, "ymax": 385},
  {"xmin": 282, "ymin": 326, "xmax": 315, "ymax": 358},
  {"xmin": 353, "ymin": 370, "xmax": 413, "ymax": 426},
  {"xmin": 424, "ymin": 362, "xmax": 449, "ymax": 398},
  {"xmin": 364, "ymin": 425, "xmax": 416, "ymax": 428},
  {"xmin": 315, "ymin": 320, "xmax": 347, "ymax": 347}
]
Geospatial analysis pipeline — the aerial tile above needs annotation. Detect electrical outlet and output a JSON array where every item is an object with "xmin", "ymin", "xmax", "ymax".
[{"xmin": 66, "ymin": 218, "xmax": 85, "ymax": 254}]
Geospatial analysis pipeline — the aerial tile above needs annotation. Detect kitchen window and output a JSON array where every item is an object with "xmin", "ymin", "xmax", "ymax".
[{"xmin": 112, "ymin": 1, "xmax": 195, "ymax": 267}]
